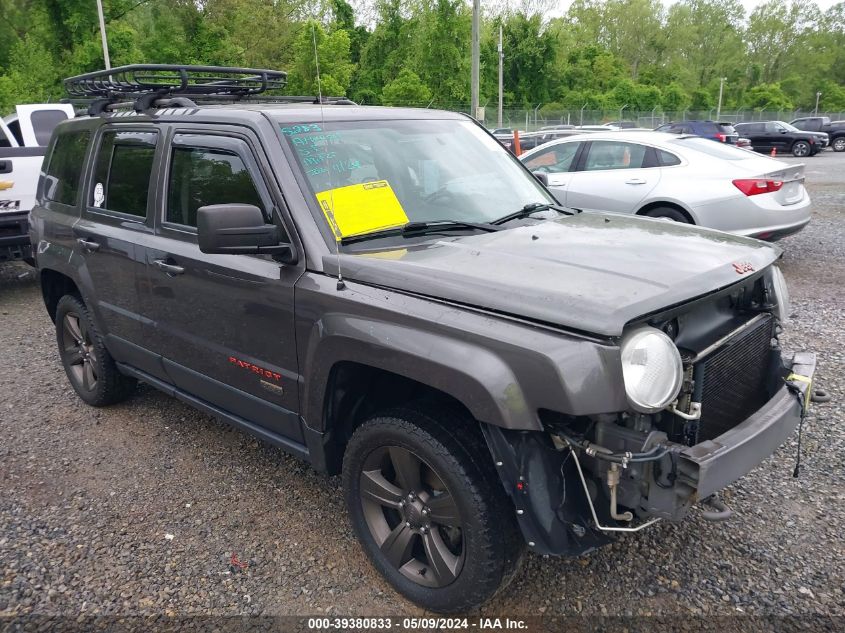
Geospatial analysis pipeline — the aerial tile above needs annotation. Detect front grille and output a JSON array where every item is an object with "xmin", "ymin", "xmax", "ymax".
[{"xmin": 696, "ymin": 315, "xmax": 775, "ymax": 442}]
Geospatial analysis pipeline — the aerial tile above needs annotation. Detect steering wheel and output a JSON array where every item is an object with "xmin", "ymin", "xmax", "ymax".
[{"xmin": 422, "ymin": 187, "xmax": 458, "ymax": 205}]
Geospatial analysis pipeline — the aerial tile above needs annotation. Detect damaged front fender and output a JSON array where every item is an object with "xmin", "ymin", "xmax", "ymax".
[{"xmin": 480, "ymin": 423, "xmax": 614, "ymax": 556}]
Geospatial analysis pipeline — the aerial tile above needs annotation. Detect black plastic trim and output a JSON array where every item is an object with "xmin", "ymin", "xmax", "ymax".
[{"xmin": 117, "ymin": 362, "xmax": 311, "ymax": 462}]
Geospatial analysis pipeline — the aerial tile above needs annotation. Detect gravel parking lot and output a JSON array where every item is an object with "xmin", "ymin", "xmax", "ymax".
[{"xmin": 1, "ymin": 151, "xmax": 844, "ymax": 621}]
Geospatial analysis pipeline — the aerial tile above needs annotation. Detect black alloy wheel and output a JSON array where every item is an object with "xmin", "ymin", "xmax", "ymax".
[
  {"xmin": 61, "ymin": 310, "xmax": 98, "ymax": 393},
  {"xmin": 343, "ymin": 406, "xmax": 525, "ymax": 612},
  {"xmin": 54, "ymin": 294, "xmax": 136, "ymax": 406},
  {"xmin": 360, "ymin": 445, "xmax": 464, "ymax": 588}
]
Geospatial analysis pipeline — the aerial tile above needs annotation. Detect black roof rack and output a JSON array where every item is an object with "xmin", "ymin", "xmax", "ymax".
[
  {"xmin": 65, "ymin": 64, "xmax": 288, "ymax": 98},
  {"xmin": 63, "ymin": 64, "xmax": 356, "ymax": 115}
]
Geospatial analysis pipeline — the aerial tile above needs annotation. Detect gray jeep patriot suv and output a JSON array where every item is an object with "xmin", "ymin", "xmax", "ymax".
[{"xmin": 30, "ymin": 66, "xmax": 816, "ymax": 612}]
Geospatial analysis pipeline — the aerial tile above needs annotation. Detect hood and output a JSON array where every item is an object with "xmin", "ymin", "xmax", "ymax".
[{"xmin": 332, "ymin": 214, "xmax": 780, "ymax": 337}]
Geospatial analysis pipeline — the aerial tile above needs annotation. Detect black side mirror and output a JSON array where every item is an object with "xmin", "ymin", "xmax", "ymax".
[
  {"xmin": 197, "ymin": 204, "xmax": 297, "ymax": 264},
  {"xmin": 532, "ymin": 171, "xmax": 549, "ymax": 186}
]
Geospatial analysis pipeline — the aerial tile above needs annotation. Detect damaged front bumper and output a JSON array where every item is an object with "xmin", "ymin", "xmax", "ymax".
[
  {"xmin": 677, "ymin": 351, "xmax": 815, "ymax": 501},
  {"xmin": 481, "ymin": 351, "xmax": 817, "ymax": 557}
]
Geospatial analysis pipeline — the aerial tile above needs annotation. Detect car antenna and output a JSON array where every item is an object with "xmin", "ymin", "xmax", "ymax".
[{"xmin": 312, "ymin": 22, "xmax": 345, "ymax": 291}]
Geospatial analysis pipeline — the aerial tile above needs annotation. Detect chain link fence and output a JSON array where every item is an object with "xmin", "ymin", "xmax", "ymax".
[
  {"xmin": 484, "ymin": 108, "xmax": 845, "ymax": 132},
  {"xmin": 408, "ymin": 102, "xmax": 845, "ymax": 131}
]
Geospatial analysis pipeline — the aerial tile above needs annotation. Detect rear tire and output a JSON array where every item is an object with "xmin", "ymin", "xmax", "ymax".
[
  {"xmin": 642, "ymin": 206, "xmax": 690, "ymax": 223},
  {"xmin": 792, "ymin": 141, "xmax": 811, "ymax": 157},
  {"xmin": 342, "ymin": 405, "xmax": 524, "ymax": 613},
  {"xmin": 55, "ymin": 294, "xmax": 136, "ymax": 407},
  {"xmin": 832, "ymin": 137, "xmax": 845, "ymax": 152}
]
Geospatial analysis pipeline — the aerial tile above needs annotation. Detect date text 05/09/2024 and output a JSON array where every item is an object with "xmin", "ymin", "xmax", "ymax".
[{"xmin": 306, "ymin": 617, "xmax": 528, "ymax": 630}]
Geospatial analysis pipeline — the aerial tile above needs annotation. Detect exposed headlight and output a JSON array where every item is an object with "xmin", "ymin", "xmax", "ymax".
[
  {"xmin": 770, "ymin": 265, "xmax": 790, "ymax": 322},
  {"xmin": 620, "ymin": 327, "xmax": 684, "ymax": 413}
]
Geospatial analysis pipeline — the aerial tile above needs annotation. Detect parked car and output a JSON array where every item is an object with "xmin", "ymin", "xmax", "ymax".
[
  {"xmin": 655, "ymin": 120, "xmax": 739, "ymax": 144},
  {"xmin": 520, "ymin": 131, "xmax": 810, "ymax": 240},
  {"xmin": 734, "ymin": 121, "xmax": 823, "ymax": 157},
  {"xmin": 789, "ymin": 116, "xmax": 844, "ymax": 152},
  {"xmin": 575, "ymin": 124, "xmax": 618, "ymax": 131},
  {"xmin": 776, "ymin": 120, "xmax": 828, "ymax": 149},
  {"xmin": 537, "ymin": 128, "xmax": 598, "ymax": 144},
  {"xmin": 604, "ymin": 120, "xmax": 639, "ymax": 129},
  {"xmin": 1, "ymin": 104, "xmax": 75, "ymax": 264},
  {"xmin": 32, "ymin": 64, "xmax": 816, "ymax": 613},
  {"xmin": 790, "ymin": 116, "xmax": 845, "ymax": 152}
]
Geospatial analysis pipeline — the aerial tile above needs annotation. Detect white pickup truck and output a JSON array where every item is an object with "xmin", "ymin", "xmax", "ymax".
[{"xmin": 1, "ymin": 104, "xmax": 75, "ymax": 264}]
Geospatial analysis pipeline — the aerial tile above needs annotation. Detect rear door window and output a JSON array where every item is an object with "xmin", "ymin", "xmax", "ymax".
[
  {"xmin": 91, "ymin": 130, "xmax": 157, "ymax": 218},
  {"xmin": 583, "ymin": 141, "xmax": 648, "ymax": 170},
  {"xmin": 43, "ymin": 128, "xmax": 91, "ymax": 206}
]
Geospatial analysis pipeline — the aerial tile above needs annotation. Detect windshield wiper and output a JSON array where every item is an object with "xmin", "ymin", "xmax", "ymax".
[
  {"xmin": 491, "ymin": 201, "xmax": 579, "ymax": 226},
  {"xmin": 339, "ymin": 220, "xmax": 501, "ymax": 245}
]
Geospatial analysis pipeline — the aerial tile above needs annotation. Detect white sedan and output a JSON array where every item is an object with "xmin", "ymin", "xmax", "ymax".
[{"xmin": 519, "ymin": 131, "xmax": 811, "ymax": 240}]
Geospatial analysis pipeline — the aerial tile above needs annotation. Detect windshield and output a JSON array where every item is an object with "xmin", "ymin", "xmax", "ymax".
[
  {"xmin": 281, "ymin": 118, "xmax": 553, "ymax": 243},
  {"xmin": 775, "ymin": 121, "xmax": 800, "ymax": 132}
]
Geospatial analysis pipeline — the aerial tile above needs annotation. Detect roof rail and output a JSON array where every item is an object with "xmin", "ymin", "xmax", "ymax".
[{"xmin": 63, "ymin": 64, "xmax": 356, "ymax": 115}]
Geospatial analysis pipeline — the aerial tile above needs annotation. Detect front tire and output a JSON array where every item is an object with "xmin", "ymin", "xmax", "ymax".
[
  {"xmin": 55, "ymin": 294, "xmax": 136, "ymax": 407},
  {"xmin": 792, "ymin": 141, "xmax": 811, "ymax": 157},
  {"xmin": 343, "ymin": 406, "xmax": 524, "ymax": 613},
  {"xmin": 832, "ymin": 137, "xmax": 845, "ymax": 152}
]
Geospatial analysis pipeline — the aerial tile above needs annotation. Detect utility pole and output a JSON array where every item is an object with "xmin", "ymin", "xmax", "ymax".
[
  {"xmin": 716, "ymin": 77, "xmax": 726, "ymax": 120},
  {"xmin": 96, "ymin": 0, "xmax": 111, "ymax": 69},
  {"xmin": 815, "ymin": 91, "xmax": 822, "ymax": 115},
  {"xmin": 471, "ymin": 0, "xmax": 480, "ymax": 120},
  {"xmin": 497, "ymin": 24, "xmax": 503, "ymax": 129}
]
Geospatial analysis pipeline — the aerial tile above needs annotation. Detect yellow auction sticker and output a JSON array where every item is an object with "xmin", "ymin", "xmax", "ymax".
[{"xmin": 316, "ymin": 180, "xmax": 409, "ymax": 239}]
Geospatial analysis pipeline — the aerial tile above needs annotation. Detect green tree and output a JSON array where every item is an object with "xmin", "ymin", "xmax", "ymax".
[
  {"xmin": 744, "ymin": 82, "xmax": 793, "ymax": 110},
  {"xmin": 661, "ymin": 82, "xmax": 691, "ymax": 111},
  {"xmin": 0, "ymin": 35, "xmax": 60, "ymax": 111},
  {"xmin": 287, "ymin": 20, "xmax": 355, "ymax": 96},
  {"xmin": 381, "ymin": 69, "xmax": 432, "ymax": 105}
]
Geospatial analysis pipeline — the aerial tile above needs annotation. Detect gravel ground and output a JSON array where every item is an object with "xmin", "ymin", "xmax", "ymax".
[{"xmin": 1, "ymin": 151, "xmax": 844, "ymax": 622}]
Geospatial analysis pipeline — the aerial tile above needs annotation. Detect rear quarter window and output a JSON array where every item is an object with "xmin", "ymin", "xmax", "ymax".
[
  {"xmin": 43, "ymin": 128, "xmax": 91, "ymax": 206},
  {"xmin": 657, "ymin": 149, "xmax": 682, "ymax": 166}
]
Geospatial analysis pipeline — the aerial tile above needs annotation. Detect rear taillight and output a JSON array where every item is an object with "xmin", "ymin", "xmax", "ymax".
[
  {"xmin": 716, "ymin": 133, "xmax": 727, "ymax": 142},
  {"xmin": 733, "ymin": 179, "xmax": 784, "ymax": 196}
]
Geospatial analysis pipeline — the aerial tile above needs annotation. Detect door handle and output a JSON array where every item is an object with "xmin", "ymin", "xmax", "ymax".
[
  {"xmin": 625, "ymin": 178, "xmax": 647, "ymax": 185},
  {"xmin": 0, "ymin": 160, "xmax": 11, "ymax": 174},
  {"xmin": 76, "ymin": 238, "xmax": 100, "ymax": 252},
  {"xmin": 153, "ymin": 259, "xmax": 185, "ymax": 276}
]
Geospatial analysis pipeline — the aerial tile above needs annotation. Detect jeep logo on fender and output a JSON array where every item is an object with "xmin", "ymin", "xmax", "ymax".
[
  {"xmin": 228, "ymin": 356, "xmax": 282, "ymax": 382},
  {"xmin": 733, "ymin": 261, "xmax": 755, "ymax": 274}
]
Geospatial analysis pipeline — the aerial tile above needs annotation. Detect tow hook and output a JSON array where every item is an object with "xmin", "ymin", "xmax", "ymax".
[{"xmin": 701, "ymin": 495, "xmax": 733, "ymax": 522}]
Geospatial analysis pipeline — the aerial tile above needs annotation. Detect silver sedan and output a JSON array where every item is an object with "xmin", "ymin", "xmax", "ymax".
[{"xmin": 519, "ymin": 131, "xmax": 811, "ymax": 240}]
